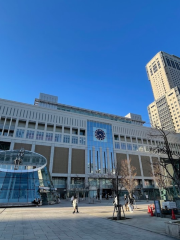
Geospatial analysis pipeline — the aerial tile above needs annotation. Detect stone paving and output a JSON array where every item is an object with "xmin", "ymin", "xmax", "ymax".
[{"xmin": 0, "ymin": 200, "xmax": 177, "ymax": 240}]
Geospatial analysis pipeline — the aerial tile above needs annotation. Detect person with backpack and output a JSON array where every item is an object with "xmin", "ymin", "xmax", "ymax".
[{"xmin": 72, "ymin": 196, "xmax": 79, "ymax": 214}]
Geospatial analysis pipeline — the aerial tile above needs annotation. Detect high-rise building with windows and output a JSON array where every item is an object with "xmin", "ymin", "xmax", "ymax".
[
  {"xmin": 146, "ymin": 51, "xmax": 180, "ymax": 100},
  {"xmin": 146, "ymin": 51, "xmax": 180, "ymax": 132}
]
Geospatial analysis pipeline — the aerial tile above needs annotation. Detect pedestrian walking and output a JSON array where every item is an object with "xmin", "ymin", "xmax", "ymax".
[
  {"xmin": 72, "ymin": 196, "xmax": 79, "ymax": 214},
  {"xmin": 113, "ymin": 195, "xmax": 118, "ymax": 211},
  {"xmin": 71, "ymin": 195, "xmax": 74, "ymax": 205},
  {"xmin": 124, "ymin": 194, "xmax": 129, "ymax": 211}
]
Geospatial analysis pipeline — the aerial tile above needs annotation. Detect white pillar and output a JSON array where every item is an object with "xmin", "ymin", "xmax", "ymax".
[
  {"xmin": 67, "ymin": 147, "xmax": 72, "ymax": 191},
  {"xmin": 100, "ymin": 147, "xmax": 103, "ymax": 173},
  {"xmin": 92, "ymin": 146, "xmax": 96, "ymax": 173},
  {"xmin": 138, "ymin": 155, "xmax": 145, "ymax": 187},
  {"xmin": 107, "ymin": 148, "xmax": 110, "ymax": 173},
  {"xmin": 85, "ymin": 147, "xmax": 88, "ymax": 174},
  {"xmin": 31, "ymin": 143, "xmax": 35, "ymax": 152},
  {"xmin": 49, "ymin": 145, "xmax": 54, "ymax": 174},
  {"xmin": 10, "ymin": 141, "xmax": 14, "ymax": 150}
]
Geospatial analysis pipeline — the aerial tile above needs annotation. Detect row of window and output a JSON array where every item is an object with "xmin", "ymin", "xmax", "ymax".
[
  {"xmin": 166, "ymin": 58, "xmax": 180, "ymax": 70},
  {"xmin": 114, "ymin": 142, "xmax": 180, "ymax": 154},
  {"xmin": 16, "ymin": 129, "xmax": 86, "ymax": 145},
  {"xmin": 115, "ymin": 142, "xmax": 147, "ymax": 152}
]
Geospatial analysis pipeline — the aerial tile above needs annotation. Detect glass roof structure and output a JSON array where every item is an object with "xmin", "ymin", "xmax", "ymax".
[{"xmin": 0, "ymin": 150, "xmax": 57, "ymax": 205}]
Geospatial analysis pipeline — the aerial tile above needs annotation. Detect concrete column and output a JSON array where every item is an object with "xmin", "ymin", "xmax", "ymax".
[
  {"xmin": 31, "ymin": 143, "xmax": 35, "ymax": 152},
  {"xmin": 67, "ymin": 147, "xmax": 72, "ymax": 192},
  {"xmin": 138, "ymin": 155, "xmax": 145, "ymax": 187},
  {"xmin": 85, "ymin": 147, "xmax": 88, "ymax": 174},
  {"xmin": 68, "ymin": 147, "xmax": 72, "ymax": 175},
  {"xmin": 107, "ymin": 148, "xmax": 110, "ymax": 173},
  {"xmin": 10, "ymin": 141, "xmax": 15, "ymax": 150},
  {"xmin": 127, "ymin": 154, "xmax": 131, "ymax": 175},
  {"xmin": 49, "ymin": 145, "xmax": 54, "ymax": 174},
  {"xmin": 92, "ymin": 146, "xmax": 96, "ymax": 173},
  {"xmin": 100, "ymin": 147, "xmax": 103, "ymax": 174}
]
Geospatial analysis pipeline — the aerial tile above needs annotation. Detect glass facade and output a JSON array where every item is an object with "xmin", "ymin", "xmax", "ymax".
[
  {"xmin": 0, "ymin": 150, "xmax": 56, "ymax": 204},
  {"xmin": 87, "ymin": 121, "xmax": 115, "ymax": 174}
]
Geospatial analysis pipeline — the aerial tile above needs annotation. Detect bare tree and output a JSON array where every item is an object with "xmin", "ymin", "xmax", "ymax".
[
  {"xmin": 111, "ymin": 159, "xmax": 137, "ymax": 219},
  {"xmin": 119, "ymin": 159, "xmax": 137, "ymax": 196},
  {"xmin": 149, "ymin": 125, "xmax": 180, "ymax": 195},
  {"xmin": 153, "ymin": 162, "xmax": 168, "ymax": 189}
]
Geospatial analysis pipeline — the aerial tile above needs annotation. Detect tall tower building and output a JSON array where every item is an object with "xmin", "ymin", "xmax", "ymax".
[
  {"xmin": 146, "ymin": 51, "xmax": 180, "ymax": 132},
  {"xmin": 146, "ymin": 51, "xmax": 180, "ymax": 100}
]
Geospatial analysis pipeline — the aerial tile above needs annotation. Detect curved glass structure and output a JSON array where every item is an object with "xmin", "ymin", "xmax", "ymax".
[{"xmin": 0, "ymin": 150, "xmax": 56, "ymax": 204}]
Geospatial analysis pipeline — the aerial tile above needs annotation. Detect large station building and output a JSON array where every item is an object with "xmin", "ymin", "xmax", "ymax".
[{"xmin": 1, "ymin": 93, "xmax": 180, "ymax": 199}]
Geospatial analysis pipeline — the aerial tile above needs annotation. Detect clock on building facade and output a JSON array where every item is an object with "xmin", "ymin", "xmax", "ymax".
[{"xmin": 95, "ymin": 129, "xmax": 106, "ymax": 140}]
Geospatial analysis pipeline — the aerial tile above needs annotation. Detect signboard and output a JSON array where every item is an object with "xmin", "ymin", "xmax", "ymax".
[
  {"xmin": 162, "ymin": 201, "xmax": 177, "ymax": 209},
  {"xmin": 154, "ymin": 200, "xmax": 161, "ymax": 216}
]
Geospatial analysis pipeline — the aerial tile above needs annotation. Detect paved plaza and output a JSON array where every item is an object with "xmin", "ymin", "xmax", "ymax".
[{"xmin": 0, "ymin": 200, "xmax": 177, "ymax": 240}]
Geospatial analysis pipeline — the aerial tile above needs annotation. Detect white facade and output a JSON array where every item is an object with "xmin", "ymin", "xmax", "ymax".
[{"xmin": 1, "ymin": 94, "xmax": 180, "ymax": 198}]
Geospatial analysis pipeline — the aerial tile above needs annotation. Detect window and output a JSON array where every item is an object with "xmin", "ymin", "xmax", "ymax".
[
  {"xmin": 145, "ymin": 146, "xmax": 149, "ymax": 152},
  {"xmin": 138, "ymin": 145, "xmax": 144, "ymax": 152},
  {"xmin": 16, "ymin": 129, "xmax": 24, "ymax": 138},
  {"xmin": 55, "ymin": 126, "xmax": 62, "ymax": 132},
  {"xmin": 126, "ymin": 136, "xmax": 131, "ymax": 142},
  {"xmin": 120, "ymin": 135, "xmax": 125, "ymax": 141},
  {"xmin": 115, "ymin": 142, "xmax": 120, "ymax": 149},
  {"xmin": 45, "ymin": 132, "xmax": 53, "ymax": 141},
  {"xmin": 157, "ymin": 61, "xmax": 161, "ymax": 69},
  {"xmin": 28, "ymin": 122, "xmax": 36, "ymax": 129},
  {"xmin": 72, "ymin": 136, "xmax": 78, "ymax": 144},
  {"xmin": 114, "ymin": 135, "xmax": 119, "ymax": 140},
  {"xmin": 36, "ymin": 131, "xmax": 44, "ymax": 140},
  {"xmin": 63, "ymin": 135, "xmax": 70, "ymax": 143},
  {"xmin": 64, "ymin": 127, "xmax": 70, "ymax": 134},
  {"xmin": 38, "ymin": 123, "xmax": 45, "ymax": 130},
  {"xmin": 153, "ymin": 64, "xmax": 158, "ymax": 73},
  {"xmin": 79, "ymin": 137, "xmax": 86, "ymax": 145},
  {"xmin": 80, "ymin": 129, "xmax": 85, "ymax": 136},
  {"xmin": 127, "ymin": 143, "xmax": 132, "ymax": 150},
  {"xmin": 72, "ymin": 128, "xmax": 78, "ymax": 135},
  {"xmin": 166, "ymin": 58, "xmax": 171, "ymax": 66},
  {"xmin": 175, "ymin": 62, "xmax": 180, "ymax": 70},
  {"xmin": 55, "ymin": 134, "xmax": 61, "ymax": 142},
  {"xmin": 47, "ymin": 125, "xmax": 53, "ymax": 131},
  {"xmin": 133, "ymin": 144, "xmax": 138, "ymax": 151},
  {"xmin": 150, "ymin": 68, "xmax": 153, "ymax": 76},
  {"xmin": 121, "ymin": 143, "xmax": 126, "ymax": 150},
  {"xmin": 171, "ymin": 60, "xmax": 176, "ymax": 69},
  {"xmin": 26, "ymin": 130, "xmax": 34, "ymax": 139},
  {"xmin": 18, "ymin": 120, "xmax": 26, "ymax": 128}
]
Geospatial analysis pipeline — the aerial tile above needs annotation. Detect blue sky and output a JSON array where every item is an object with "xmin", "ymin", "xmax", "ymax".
[{"xmin": 0, "ymin": 0, "xmax": 180, "ymax": 126}]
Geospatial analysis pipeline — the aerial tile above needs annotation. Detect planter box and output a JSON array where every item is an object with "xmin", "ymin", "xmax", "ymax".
[{"xmin": 165, "ymin": 221, "xmax": 180, "ymax": 238}]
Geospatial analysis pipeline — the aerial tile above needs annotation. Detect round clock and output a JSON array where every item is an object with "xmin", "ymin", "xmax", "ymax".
[{"xmin": 95, "ymin": 129, "xmax": 106, "ymax": 140}]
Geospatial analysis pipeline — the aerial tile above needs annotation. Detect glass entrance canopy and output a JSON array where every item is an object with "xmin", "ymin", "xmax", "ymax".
[{"xmin": 0, "ymin": 150, "xmax": 56, "ymax": 204}]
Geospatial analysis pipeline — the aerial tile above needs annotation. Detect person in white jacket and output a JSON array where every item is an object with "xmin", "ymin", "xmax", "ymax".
[
  {"xmin": 73, "ymin": 196, "xmax": 79, "ymax": 214},
  {"xmin": 113, "ymin": 196, "xmax": 118, "ymax": 211}
]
